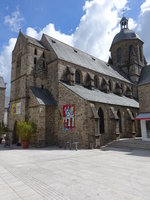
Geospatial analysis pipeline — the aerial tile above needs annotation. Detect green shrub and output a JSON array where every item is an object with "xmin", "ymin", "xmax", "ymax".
[
  {"xmin": 17, "ymin": 121, "xmax": 37, "ymax": 141},
  {"xmin": 0, "ymin": 121, "xmax": 8, "ymax": 137}
]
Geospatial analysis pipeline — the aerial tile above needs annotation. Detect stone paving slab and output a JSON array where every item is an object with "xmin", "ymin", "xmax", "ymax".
[{"xmin": 0, "ymin": 146, "xmax": 150, "ymax": 200}]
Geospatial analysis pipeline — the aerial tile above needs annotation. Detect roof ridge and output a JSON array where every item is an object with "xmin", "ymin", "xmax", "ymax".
[
  {"xmin": 21, "ymin": 33, "xmax": 45, "ymax": 48},
  {"xmin": 23, "ymin": 33, "xmax": 40, "ymax": 42}
]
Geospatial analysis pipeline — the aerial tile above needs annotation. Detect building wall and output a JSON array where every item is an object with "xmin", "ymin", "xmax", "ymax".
[
  {"xmin": 45, "ymin": 106, "xmax": 57, "ymax": 145},
  {"xmin": 8, "ymin": 33, "xmax": 50, "ymax": 139},
  {"xmin": 88, "ymin": 103, "xmax": 139, "ymax": 146},
  {"xmin": 110, "ymin": 40, "xmax": 145, "ymax": 83},
  {"xmin": 111, "ymin": 40, "xmax": 144, "ymax": 67},
  {"xmin": 0, "ymin": 88, "xmax": 5, "ymax": 123},
  {"xmin": 8, "ymin": 33, "xmax": 28, "ymax": 136},
  {"xmin": 58, "ymin": 83, "xmax": 89, "ymax": 148},
  {"xmin": 58, "ymin": 60, "xmax": 135, "ymax": 98},
  {"xmin": 47, "ymin": 61, "xmax": 59, "ymax": 101},
  {"xmin": 28, "ymin": 90, "xmax": 46, "ymax": 146},
  {"xmin": 138, "ymin": 84, "xmax": 150, "ymax": 113},
  {"xmin": 140, "ymin": 120, "xmax": 150, "ymax": 141},
  {"xmin": 57, "ymin": 82, "xmax": 139, "ymax": 148}
]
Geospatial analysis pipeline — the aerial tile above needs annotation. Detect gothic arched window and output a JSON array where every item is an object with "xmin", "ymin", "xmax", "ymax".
[
  {"xmin": 34, "ymin": 49, "xmax": 37, "ymax": 55},
  {"xmin": 108, "ymin": 80, "xmax": 112, "ymax": 92},
  {"xmin": 117, "ymin": 47, "xmax": 122, "ymax": 63},
  {"xmin": 128, "ymin": 45, "xmax": 133, "ymax": 56},
  {"xmin": 139, "ymin": 46, "xmax": 143, "ymax": 62},
  {"xmin": 75, "ymin": 70, "xmax": 81, "ymax": 84},
  {"xmin": 94, "ymin": 75, "xmax": 98, "ymax": 89},
  {"xmin": 34, "ymin": 57, "xmax": 37, "ymax": 65},
  {"xmin": 85, "ymin": 73, "xmax": 91, "ymax": 88},
  {"xmin": 101, "ymin": 78, "xmax": 108, "ymax": 93}
]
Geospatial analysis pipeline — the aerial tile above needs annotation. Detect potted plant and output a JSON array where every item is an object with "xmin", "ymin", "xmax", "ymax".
[{"xmin": 17, "ymin": 121, "xmax": 37, "ymax": 149}]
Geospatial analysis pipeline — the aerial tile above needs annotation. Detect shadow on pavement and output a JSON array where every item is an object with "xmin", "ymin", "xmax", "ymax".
[
  {"xmin": 101, "ymin": 146, "xmax": 150, "ymax": 157},
  {"xmin": 0, "ymin": 144, "xmax": 84, "ymax": 151}
]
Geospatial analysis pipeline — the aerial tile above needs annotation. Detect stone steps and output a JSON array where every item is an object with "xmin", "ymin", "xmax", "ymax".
[{"xmin": 105, "ymin": 137, "xmax": 150, "ymax": 150}]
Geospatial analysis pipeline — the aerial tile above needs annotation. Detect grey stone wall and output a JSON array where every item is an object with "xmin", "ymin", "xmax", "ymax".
[
  {"xmin": 110, "ymin": 39, "xmax": 145, "ymax": 84},
  {"xmin": 58, "ymin": 60, "xmax": 135, "ymax": 98},
  {"xmin": 110, "ymin": 40, "xmax": 144, "ymax": 68},
  {"xmin": 0, "ymin": 88, "xmax": 5, "ymax": 123},
  {"xmin": 138, "ymin": 84, "xmax": 150, "ymax": 113},
  {"xmin": 58, "ymin": 83, "xmax": 89, "ymax": 148},
  {"xmin": 28, "ymin": 90, "xmax": 46, "ymax": 146},
  {"xmin": 57, "ymin": 82, "xmax": 139, "ymax": 148},
  {"xmin": 45, "ymin": 106, "xmax": 57, "ymax": 145}
]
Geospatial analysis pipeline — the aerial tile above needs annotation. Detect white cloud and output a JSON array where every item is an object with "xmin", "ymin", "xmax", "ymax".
[
  {"xmin": 73, "ymin": 0, "xmax": 128, "ymax": 61},
  {"xmin": 26, "ymin": 0, "xmax": 128, "ymax": 61},
  {"xmin": 1, "ymin": 0, "xmax": 150, "ymax": 96},
  {"xmin": 128, "ymin": 18, "xmax": 137, "ymax": 30},
  {"xmin": 0, "ymin": 38, "xmax": 17, "ymax": 95},
  {"xmin": 26, "ymin": 23, "xmax": 73, "ymax": 46},
  {"xmin": 26, "ymin": 27, "xmax": 39, "ymax": 39},
  {"xmin": 135, "ymin": 0, "xmax": 150, "ymax": 64},
  {"xmin": 141, "ymin": 0, "xmax": 150, "ymax": 14},
  {"xmin": 4, "ymin": 7, "xmax": 24, "ymax": 32}
]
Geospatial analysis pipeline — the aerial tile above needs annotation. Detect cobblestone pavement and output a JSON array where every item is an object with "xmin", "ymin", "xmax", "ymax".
[{"xmin": 0, "ymin": 145, "xmax": 150, "ymax": 200}]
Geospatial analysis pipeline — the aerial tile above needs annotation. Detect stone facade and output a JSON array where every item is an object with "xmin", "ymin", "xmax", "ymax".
[
  {"xmin": 0, "ymin": 77, "xmax": 6, "ymax": 124},
  {"xmin": 110, "ymin": 17, "xmax": 146, "ymax": 84},
  {"xmin": 8, "ymin": 17, "xmax": 143, "ymax": 148},
  {"xmin": 58, "ymin": 83, "xmax": 89, "ymax": 148},
  {"xmin": 136, "ymin": 66, "xmax": 150, "ymax": 141},
  {"xmin": 138, "ymin": 84, "xmax": 150, "ymax": 113}
]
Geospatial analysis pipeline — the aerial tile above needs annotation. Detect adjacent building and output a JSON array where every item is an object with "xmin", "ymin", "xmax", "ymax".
[
  {"xmin": 0, "ymin": 76, "xmax": 6, "ymax": 124},
  {"xmin": 4, "ymin": 96, "xmax": 10, "ymax": 125},
  {"xmin": 136, "ymin": 66, "xmax": 150, "ymax": 141},
  {"xmin": 8, "ymin": 17, "xmax": 145, "ymax": 148}
]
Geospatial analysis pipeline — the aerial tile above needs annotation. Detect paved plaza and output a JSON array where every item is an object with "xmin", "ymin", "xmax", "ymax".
[{"xmin": 0, "ymin": 146, "xmax": 150, "ymax": 200}]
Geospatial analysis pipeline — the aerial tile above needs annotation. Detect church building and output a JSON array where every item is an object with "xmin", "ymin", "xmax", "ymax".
[{"xmin": 8, "ymin": 17, "xmax": 146, "ymax": 148}]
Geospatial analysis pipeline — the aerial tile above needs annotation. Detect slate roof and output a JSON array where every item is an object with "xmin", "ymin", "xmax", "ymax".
[
  {"xmin": 43, "ymin": 34, "xmax": 131, "ymax": 83},
  {"xmin": 0, "ymin": 76, "xmax": 6, "ymax": 88},
  {"xmin": 138, "ymin": 65, "xmax": 150, "ymax": 85},
  {"xmin": 136, "ymin": 113, "xmax": 150, "ymax": 120},
  {"xmin": 24, "ymin": 34, "xmax": 45, "ymax": 49},
  {"xmin": 30, "ymin": 86, "xmax": 56, "ymax": 106},
  {"xmin": 111, "ymin": 29, "xmax": 141, "ymax": 48},
  {"xmin": 61, "ymin": 82, "xmax": 139, "ymax": 108}
]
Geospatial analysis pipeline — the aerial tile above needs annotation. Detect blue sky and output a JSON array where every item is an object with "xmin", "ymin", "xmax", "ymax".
[
  {"xmin": 0, "ymin": 0, "xmax": 85, "ymax": 48},
  {"xmin": 0, "ymin": 0, "xmax": 150, "ymax": 95},
  {"xmin": 0, "ymin": 0, "xmax": 145, "ymax": 45}
]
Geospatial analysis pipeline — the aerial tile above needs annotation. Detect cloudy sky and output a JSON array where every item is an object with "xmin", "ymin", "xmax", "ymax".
[{"xmin": 0, "ymin": 0, "xmax": 150, "ymax": 95}]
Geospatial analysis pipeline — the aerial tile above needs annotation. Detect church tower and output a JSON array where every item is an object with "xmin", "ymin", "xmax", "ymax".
[{"xmin": 110, "ymin": 16, "xmax": 147, "ymax": 83}]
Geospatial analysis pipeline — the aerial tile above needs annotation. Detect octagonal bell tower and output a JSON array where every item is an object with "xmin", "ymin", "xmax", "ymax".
[{"xmin": 110, "ymin": 16, "xmax": 147, "ymax": 83}]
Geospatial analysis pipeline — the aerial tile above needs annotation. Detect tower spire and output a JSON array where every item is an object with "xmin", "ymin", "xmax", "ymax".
[{"xmin": 120, "ymin": 16, "xmax": 128, "ymax": 30}]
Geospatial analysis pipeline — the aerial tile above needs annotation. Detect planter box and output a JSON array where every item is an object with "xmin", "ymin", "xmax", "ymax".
[{"xmin": 22, "ymin": 141, "xmax": 29, "ymax": 149}]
